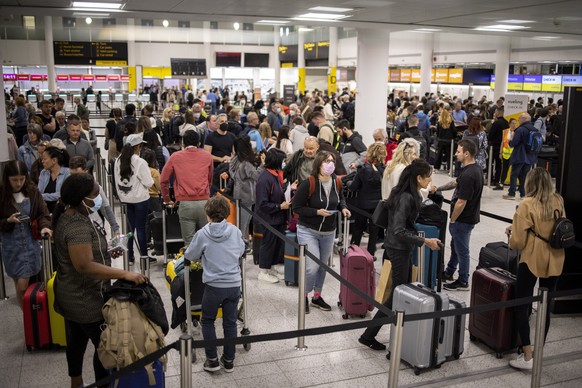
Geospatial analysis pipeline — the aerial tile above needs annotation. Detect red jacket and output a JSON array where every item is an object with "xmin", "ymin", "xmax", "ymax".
[{"xmin": 160, "ymin": 147, "xmax": 213, "ymax": 202}]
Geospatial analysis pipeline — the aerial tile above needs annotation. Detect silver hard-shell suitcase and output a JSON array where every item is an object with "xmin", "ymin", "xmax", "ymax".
[
  {"xmin": 442, "ymin": 296, "xmax": 466, "ymax": 360},
  {"xmin": 388, "ymin": 282, "xmax": 448, "ymax": 375}
]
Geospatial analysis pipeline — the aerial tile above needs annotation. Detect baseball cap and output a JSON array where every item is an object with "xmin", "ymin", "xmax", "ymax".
[{"xmin": 125, "ymin": 134, "xmax": 146, "ymax": 147}]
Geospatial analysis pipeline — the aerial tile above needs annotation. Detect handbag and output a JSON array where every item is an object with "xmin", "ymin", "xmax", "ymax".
[{"xmin": 372, "ymin": 200, "xmax": 389, "ymax": 229}]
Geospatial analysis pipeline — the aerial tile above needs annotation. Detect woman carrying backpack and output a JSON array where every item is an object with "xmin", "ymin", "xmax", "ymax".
[
  {"xmin": 52, "ymin": 173, "xmax": 145, "ymax": 388},
  {"xmin": 505, "ymin": 167, "xmax": 566, "ymax": 370}
]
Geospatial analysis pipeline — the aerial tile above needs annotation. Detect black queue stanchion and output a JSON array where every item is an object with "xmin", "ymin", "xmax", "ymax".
[
  {"xmin": 449, "ymin": 140, "xmax": 456, "ymax": 177},
  {"xmin": 387, "ymin": 310, "xmax": 405, "ymax": 388},
  {"xmin": 532, "ymin": 288, "xmax": 549, "ymax": 388},
  {"xmin": 120, "ymin": 204, "xmax": 129, "ymax": 271},
  {"xmin": 417, "ymin": 231, "xmax": 425, "ymax": 283},
  {"xmin": 179, "ymin": 334, "xmax": 193, "ymax": 388},
  {"xmin": 236, "ymin": 200, "xmax": 251, "ymax": 348},
  {"xmin": 487, "ymin": 145, "xmax": 494, "ymax": 187},
  {"xmin": 295, "ymin": 244, "xmax": 308, "ymax": 351},
  {"xmin": 0, "ymin": 253, "xmax": 8, "ymax": 300}
]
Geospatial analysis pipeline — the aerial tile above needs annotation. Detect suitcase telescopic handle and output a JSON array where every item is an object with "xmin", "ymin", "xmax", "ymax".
[{"xmin": 342, "ymin": 213, "xmax": 349, "ymax": 253}]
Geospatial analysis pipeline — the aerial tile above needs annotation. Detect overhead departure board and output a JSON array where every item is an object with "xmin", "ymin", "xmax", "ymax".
[{"xmin": 53, "ymin": 41, "xmax": 128, "ymax": 65}]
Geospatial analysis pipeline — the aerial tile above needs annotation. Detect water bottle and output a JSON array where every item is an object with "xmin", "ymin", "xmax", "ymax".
[{"xmin": 108, "ymin": 232, "xmax": 133, "ymax": 252}]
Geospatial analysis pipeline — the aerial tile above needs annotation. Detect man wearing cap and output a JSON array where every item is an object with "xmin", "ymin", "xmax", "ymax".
[
  {"xmin": 161, "ymin": 130, "xmax": 214, "ymax": 246},
  {"xmin": 64, "ymin": 114, "xmax": 95, "ymax": 171}
]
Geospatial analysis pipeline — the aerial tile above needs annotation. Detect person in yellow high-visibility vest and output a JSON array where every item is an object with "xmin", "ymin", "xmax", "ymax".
[{"xmin": 494, "ymin": 118, "xmax": 516, "ymax": 189}]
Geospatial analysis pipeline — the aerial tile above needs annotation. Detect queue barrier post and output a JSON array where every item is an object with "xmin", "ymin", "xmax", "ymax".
[
  {"xmin": 387, "ymin": 310, "xmax": 405, "ymax": 388},
  {"xmin": 0, "ymin": 254, "xmax": 8, "ymax": 300},
  {"xmin": 237, "ymin": 200, "xmax": 251, "ymax": 338},
  {"xmin": 295, "ymin": 244, "xmax": 308, "ymax": 351},
  {"xmin": 120, "ymin": 204, "xmax": 129, "ymax": 271},
  {"xmin": 449, "ymin": 140, "xmax": 455, "ymax": 178},
  {"xmin": 179, "ymin": 334, "xmax": 193, "ymax": 388},
  {"xmin": 487, "ymin": 145, "xmax": 494, "ymax": 187},
  {"xmin": 531, "ymin": 288, "xmax": 549, "ymax": 388},
  {"xmin": 107, "ymin": 172, "xmax": 115, "ymax": 212}
]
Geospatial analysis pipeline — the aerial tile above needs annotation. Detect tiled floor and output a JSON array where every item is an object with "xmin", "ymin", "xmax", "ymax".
[{"xmin": 1, "ymin": 119, "xmax": 581, "ymax": 387}]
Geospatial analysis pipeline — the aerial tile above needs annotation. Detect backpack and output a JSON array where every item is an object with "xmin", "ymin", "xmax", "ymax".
[
  {"xmin": 525, "ymin": 128, "xmax": 543, "ymax": 154},
  {"xmin": 529, "ymin": 210, "xmax": 575, "ymax": 249},
  {"xmin": 307, "ymin": 175, "xmax": 342, "ymax": 199},
  {"xmin": 98, "ymin": 299, "xmax": 167, "ymax": 386},
  {"xmin": 417, "ymin": 113, "xmax": 429, "ymax": 132},
  {"xmin": 320, "ymin": 123, "xmax": 341, "ymax": 150},
  {"xmin": 411, "ymin": 135, "xmax": 428, "ymax": 160}
]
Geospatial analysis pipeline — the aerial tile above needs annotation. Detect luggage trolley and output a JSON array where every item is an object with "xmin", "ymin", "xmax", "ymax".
[{"xmin": 160, "ymin": 204, "xmax": 184, "ymax": 265}]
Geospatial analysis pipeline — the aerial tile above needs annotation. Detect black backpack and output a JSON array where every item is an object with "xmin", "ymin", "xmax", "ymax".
[
  {"xmin": 529, "ymin": 210, "xmax": 575, "ymax": 249},
  {"xmin": 412, "ymin": 135, "xmax": 428, "ymax": 160}
]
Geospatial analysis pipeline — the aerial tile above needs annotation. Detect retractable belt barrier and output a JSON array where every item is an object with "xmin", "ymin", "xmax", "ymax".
[{"xmin": 442, "ymin": 197, "xmax": 513, "ymax": 224}]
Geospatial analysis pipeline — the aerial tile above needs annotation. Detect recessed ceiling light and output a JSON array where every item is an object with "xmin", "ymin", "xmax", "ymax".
[
  {"xmin": 292, "ymin": 17, "xmax": 340, "ymax": 22},
  {"xmin": 482, "ymin": 24, "xmax": 530, "ymax": 30},
  {"xmin": 85, "ymin": 17, "xmax": 92, "ymax": 24},
  {"xmin": 296, "ymin": 13, "xmax": 350, "ymax": 20},
  {"xmin": 309, "ymin": 6, "xmax": 354, "ymax": 12},
  {"xmin": 474, "ymin": 27, "xmax": 511, "ymax": 32},
  {"xmin": 233, "ymin": 22, "xmax": 240, "ymax": 30},
  {"xmin": 256, "ymin": 20, "xmax": 290, "ymax": 24},
  {"xmin": 415, "ymin": 28, "xmax": 442, "ymax": 32},
  {"xmin": 162, "ymin": 20, "xmax": 169, "ymax": 28},
  {"xmin": 72, "ymin": 2, "xmax": 123, "ymax": 9},
  {"xmin": 497, "ymin": 19, "xmax": 535, "ymax": 24},
  {"xmin": 532, "ymin": 36, "xmax": 559, "ymax": 40},
  {"xmin": 298, "ymin": 27, "xmax": 314, "ymax": 32},
  {"xmin": 72, "ymin": 12, "xmax": 110, "ymax": 17}
]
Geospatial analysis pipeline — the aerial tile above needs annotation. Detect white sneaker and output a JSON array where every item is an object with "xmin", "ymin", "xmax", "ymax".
[
  {"xmin": 258, "ymin": 271, "xmax": 279, "ymax": 283},
  {"xmin": 509, "ymin": 354, "xmax": 533, "ymax": 370},
  {"xmin": 268, "ymin": 269, "xmax": 285, "ymax": 280}
]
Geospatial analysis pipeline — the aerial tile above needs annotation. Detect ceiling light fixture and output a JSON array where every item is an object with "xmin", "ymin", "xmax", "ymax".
[
  {"xmin": 73, "ymin": 12, "xmax": 110, "ymax": 17},
  {"xmin": 285, "ymin": 27, "xmax": 289, "ymax": 36},
  {"xmin": 415, "ymin": 28, "xmax": 442, "ymax": 32},
  {"xmin": 497, "ymin": 19, "xmax": 535, "ymax": 24},
  {"xmin": 298, "ymin": 27, "xmax": 314, "ymax": 32},
  {"xmin": 292, "ymin": 17, "xmax": 340, "ymax": 22},
  {"xmin": 85, "ymin": 17, "xmax": 92, "ymax": 24},
  {"xmin": 72, "ymin": 2, "xmax": 123, "ymax": 9},
  {"xmin": 256, "ymin": 20, "xmax": 290, "ymax": 25},
  {"xmin": 162, "ymin": 19, "xmax": 169, "ymax": 28},
  {"xmin": 532, "ymin": 36, "xmax": 559, "ymax": 40},
  {"xmin": 308, "ymin": 6, "xmax": 354, "ymax": 12},
  {"xmin": 481, "ymin": 24, "xmax": 530, "ymax": 30},
  {"xmin": 233, "ymin": 22, "xmax": 240, "ymax": 30},
  {"xmin": 279, "ymin": 27, "xmax": 283, "ymax": 37},
  {"xmin": 295, "ymin": 12, "xmax": 350, "ymax": 20},
  {"xmin": 474, "ymin": 27, "xmax": 511, "ymax": 32}
]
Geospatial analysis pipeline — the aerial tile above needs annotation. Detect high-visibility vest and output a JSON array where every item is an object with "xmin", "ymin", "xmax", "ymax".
[{"xmin": 501, "ymin": 128, "xmax": 514, "ymax": 159}]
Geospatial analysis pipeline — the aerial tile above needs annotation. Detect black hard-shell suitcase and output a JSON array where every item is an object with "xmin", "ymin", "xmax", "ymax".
[{"xmin": 477, "ymin": 241, "xmax": 518, "ymax": 275}]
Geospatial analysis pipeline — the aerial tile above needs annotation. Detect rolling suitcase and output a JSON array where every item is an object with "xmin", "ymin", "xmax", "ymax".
[
  {"xmin": 338, "ymin": 215, "xmax": 376, "ymax": 319},
  {"xmin": 477, "ymin": 241, "xmax": 518, "ymax": 275},
  {"xmin": 42, "ymin": 237, "xmax": 67, "ymax": 348},
  {"xmin": 388, "ymin": 282, "xmax": 448, "ymax": 375},
  {"xmin": 109, "ymin": 358, "xmax": 165, "ymax": 388},
  {"xmin": 251, "ymin": 221, "xmax": 263, "ymax": 265},
  {"xmin": 469, "ymin": 267, "xmax": 517, "ymax": 358},
  {"xmin": 412, "ymin": 224, "xmax": 441, "ymax": 289},
  {"xmin": 442, "ymin": 296, "xmax": 466, "ymax": 360},
  {"xmin": 150, "ymin": 205, "xmax": 183, "ymax": 261},
  {"xmin": 284, "ymin": 231, "xmax": 299, "ymax": 286}
]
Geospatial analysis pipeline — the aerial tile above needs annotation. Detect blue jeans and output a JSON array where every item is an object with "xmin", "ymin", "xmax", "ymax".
[
  {"xmin": 508, "ymin": 162, "xmax": 531, "ymax": 197},
  {"xmin": 445, "ymin": 221, "xmax": 475, "ymax": 284},
  {"xmin": 201, "ymin": 285, "xmax": 240, "ymax": 361},
  {"xmin": 125, "ymin": 200, "xmax": 150, "ymax": 259},
  {"xmin": 297, "ymin": 225, "xmax": 335, "ymax": 295}
]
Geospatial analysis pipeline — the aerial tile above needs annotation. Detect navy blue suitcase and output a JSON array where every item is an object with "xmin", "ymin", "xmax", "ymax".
[
  {"xmin": 110, "ymin": 359, "xmax": 165, "ymax": 387},
  {"xmin": 411, "ymin": 223, "xmax": 441, "ymax": 289}
]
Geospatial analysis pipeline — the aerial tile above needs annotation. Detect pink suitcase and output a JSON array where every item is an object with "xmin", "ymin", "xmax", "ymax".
[{"xmin": 338, "ymin": 216, "xmax": 376, "ymax": 319}]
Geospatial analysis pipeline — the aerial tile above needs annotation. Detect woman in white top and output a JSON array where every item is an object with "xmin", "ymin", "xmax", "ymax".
[
  {"xmin": 114, "ymin": 134, "xmax": 154, "ymax": 264},
  {"xmin": 382, "ymin": 138, "xmax": 430, "ymax": 200},
  {"xmin": 275, "ymin": 125, "xmax": 294, "ymax": 157}
]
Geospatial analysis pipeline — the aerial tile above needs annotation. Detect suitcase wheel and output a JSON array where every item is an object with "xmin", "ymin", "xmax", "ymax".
[
  {"xmin": 360, "ymin": 314, "xmax": 366, "ymax": 318},
  {"xmin": 454, "ymin": 354, "xmax": 461, "ymax": 360},
  {"xmin": 342, "ymin": 313, "xmax": 349, "ymax": 320},
  {"xmin": 180, "ymin": 322, "xmax": 187, "ymax": 333},
  {"xmin": 386, "ymin": 352, "xmax": 390, "ymax": 360},
  {"xmin": 414, "ymin": 367, "xmax": 421, "ymax": 376},
  {"xmin": 337, "ymin": 301, "xmax": 342, "ymax": 307},
  {"xmin": 244, "ymin": 343, "xmax": 251, "ymax": 351},
  {"xmin": 435, "ymin": 364, "xmax": 441, "ymax": 369},
  {"xmin": 192, "ymin": 352, "xmax": 197, "ymax": 363},
  {"xmin": 495, "ymin": 352, "xmax": 503, "ymax": 359},
  {"xmin": 469, "ymin": 334, "xmax": 477, "ymax": 341},
  {"xmin": 26, "ymin": 346, "xmax": 32, "ymax": 352}
]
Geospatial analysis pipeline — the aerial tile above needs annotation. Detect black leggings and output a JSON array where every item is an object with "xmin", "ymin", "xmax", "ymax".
[
  {"xmin": 65, "ymin": 319, "xmax": 108, "ymax": 382},
  {"xmin": 258, "ymin": 223, "xmax": 285, "ymax": 269},
  {"xmin": 361, "ymin": 247, "xmax": 412, "ymax": 340},
  {"xmin": 514, "ymin": 263, "xmax": 558, "ymax": 347},
  {"xmin": 351, "ymin": 207, "xmax": 379, "ymax": 256}
]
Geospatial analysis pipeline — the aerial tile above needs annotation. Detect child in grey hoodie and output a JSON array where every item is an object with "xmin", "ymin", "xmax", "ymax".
[{"xmin": 184, "ymin": 196, "xmax": 245, "ymax": 373}]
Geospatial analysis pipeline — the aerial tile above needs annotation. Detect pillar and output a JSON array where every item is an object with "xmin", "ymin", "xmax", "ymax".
[
  {"xmin": 419, "ymin": 33, "xmax": 433, "ymax": 97},
  {"xmin": 44, "ymin": 16, "xmax": 57, "ymax": 93},
  {"xmin": 273, "ymin": 28, "xmax": 281, "ymax": 97},
  {"xmin": 0, "ymin": 50, "xmax": 8, "ymax": 162},
  {"xmin": 494, "ymin": 38, "xmax": 511, "ymax": 101},
  {"xmin": 203, "ymin": 21, "xmax": 212, "ymax": 91},
  {"xmin": 297, "ymin": 26, "xmax": 306, "ymax": 94},
  {"xmin": 328, "ymin": 26, "xmax": 338, "ymax": 95},
  {"xmin": 127, "ymin": 18, "xmax": 137, "ymax": 93},
  {"xmin": 354, "ymin": 28, "xmax": 390, "ymax": 146}
]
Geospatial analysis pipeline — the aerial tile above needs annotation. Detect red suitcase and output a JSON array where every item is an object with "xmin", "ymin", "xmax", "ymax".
[
  {"xmin": 23, "ymin": 281, "xmax": 52, "ymax": 351},
  {"xmin": 468, "ymin": 267, "xmax": 517, "ymax": 358},
  {"xmin": 338, "ymin": 215, "xmax": 376, "ymax": 319}
]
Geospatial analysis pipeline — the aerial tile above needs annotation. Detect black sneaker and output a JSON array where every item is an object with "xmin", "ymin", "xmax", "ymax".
[
  {"xmin": 129, "ymin": 258, "xmax": 135, "ymax": 266},
  {"xmin": 148, "ymin": 256, "xmax": 157, "ymax": 263},
  {"xmin": 492, "ymin": 185, "xmax": 504, "ymax": 191},
  {"xmin": 442, "ymin": 271, "xmax": 454, "ymax": 282},
  {"xmin": 220, "ymin": 355, "xmax": 234, "ymax": 373},
  {"xmin": 443, "ymin": 279, "xmax": 470, "ymax": 291},
  {"xmin": 311, "ymin": 296, "xmax": 332, "ymax": 311},
  {"xmin": 358, "ymin": 337, "xmax": 386, "ymax": 351},
  {"xmin": 203, "ymin": 358, "xmax": 220, "ymax": 372},
  {"xmin": 305, "ymin": 296, "xmax": 310, "ymax": 314}
]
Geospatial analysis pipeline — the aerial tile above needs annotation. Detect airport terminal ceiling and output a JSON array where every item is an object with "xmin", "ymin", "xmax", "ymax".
[{"xmin": 1, "ymin": 0, "xmax": 582, "ymax": 38}]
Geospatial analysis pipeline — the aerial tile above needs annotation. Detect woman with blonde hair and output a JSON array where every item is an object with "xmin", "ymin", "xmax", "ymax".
[
  {"xmin": 161, "ymin": 107, "xmax": 174, "ymax": 145},
  {"xmin": 506, "ymin": 167, "xmax": 566, "ymax": 370},
  {"xmin": 348, "ymin": 143, "xmax": 387, "ymax": 257},
  {"xmin": 381, "ymin": 138, "xmax": 420, "ymax": 200},
  {"xmin": 258, "ymin": 121, "xmax": 275, "ymax": 149},
  {"xmin": 435, "ymin": 107, "xmax": 456, "ymax": 170}
]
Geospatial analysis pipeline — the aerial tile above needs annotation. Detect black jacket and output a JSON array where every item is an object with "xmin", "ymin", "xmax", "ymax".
[
  {"xmin": 384, "ymin": 192, "xmax": 424, "ymax": 251},
  {"xmin": 255, "ymin": 169, "xmax": 287, "ymax": 226},
  {"xmin": 115, "ymin": 115, "xmax": 137, "ymax": 151},
  {"xmin": 348, "ymin": 162, "xmax": 384, "ymax": 209},
  {"xmin": 488, "ymin": 117, "xmax": 509, "ymax": 148},
  {"xmin": 292, "ymin": 174, "xmax": 347, "ymax": 232}
]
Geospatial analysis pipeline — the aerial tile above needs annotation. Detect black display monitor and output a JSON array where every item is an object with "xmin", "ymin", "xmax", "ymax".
[
  {"xmin": 216, "ymin": 52, "xmax": 241, "ymax": 67},
  {"xmin": 244, "ymin": 53, "xmax": 269, "ymax": 68},
  {"xmin": 170, "ymin": 58, "xmax": 207, "ymax": 77}
]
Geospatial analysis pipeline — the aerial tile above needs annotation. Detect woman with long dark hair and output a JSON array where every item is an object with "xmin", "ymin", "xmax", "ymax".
[
  {"xmin": 0, "ymin": 160, "xmax": 51, "ymax": 307},
  {"xmin": 38, "ymin": 145, "xmax": 70, "ymax": 213},
  {"xmin": 52, "ymin": 173, "xmax": 145, "ymax": 388},
  {"xmin": 142, "ymin": 128, "xmax": 166, "ymax": 172},
  {"xmin": 105, "ymin": 107, "xmax": 122, "ymax": 161},
  {"xmin": 275, "ymin": 125, "xmax": 293, "ymax": 157},
  {"xmin": 114, "ymin": 134, "xmax": 154, "ymax": 264},
  {"xmin": 358, "ymin": 159, "xmax": 441, "ymax": 350}
]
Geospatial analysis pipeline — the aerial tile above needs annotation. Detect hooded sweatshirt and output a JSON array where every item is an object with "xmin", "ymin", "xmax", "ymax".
[{"xmin": 184, "ymin": 220, "xmax": 244, "ymax": 288}]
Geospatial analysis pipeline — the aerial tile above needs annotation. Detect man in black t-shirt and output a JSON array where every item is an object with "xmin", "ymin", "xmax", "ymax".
[
  {"xmin": 204, "ymin": 113, "xmax": 236, "ymax": 195},
  {"xmin": 436, "ymin": 139, "xmax": 484, "ymax": 290}
]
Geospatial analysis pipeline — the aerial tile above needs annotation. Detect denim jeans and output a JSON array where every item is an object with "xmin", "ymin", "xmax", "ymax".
[
  {"xmin": 297, "ymin": 225, "xmax": 335, "ymax": 294},
  {"xmin": 125, "ymin": 200, "xmax": 150, "ymax": 259},
  {"xmin": 177, "ymin": 200, "xmax": 208, "ymax": 247},
  {"xmin": 201, "ymin": 285, "xmax": 241, "ymax": 361},
  {"xmin": 508, "ymin": 162, "xmax": 531, "ymax": 197},
  {"xmin": 445, "ymin": 221, "xmax": 475, "ymax": 284}
]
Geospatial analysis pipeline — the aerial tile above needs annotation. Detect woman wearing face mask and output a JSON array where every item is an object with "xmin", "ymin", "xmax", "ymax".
[
  {"xmin": 52, "ymin": 173, "xmax": 146, "ymax": 388},
  {"xmin": 292, "ymin": 151, "xmax": 351, "ymax": 313},
  {"xmin": 358, "ymin": 159, "xmax": 441, "ymax": 350},
  {"xmin": 0, "ymin": 160, "xmax": 52, "ymax": 308}
]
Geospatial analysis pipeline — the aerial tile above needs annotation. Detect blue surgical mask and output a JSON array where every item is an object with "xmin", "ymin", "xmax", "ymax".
[{"xmin": 85, "ymin": 194, "xmax": 103, "ymax": 213}]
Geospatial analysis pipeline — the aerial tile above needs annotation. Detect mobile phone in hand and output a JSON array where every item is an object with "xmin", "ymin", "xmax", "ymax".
[{"xmin": 17, "ymin": 214, "xmax": 30, "ymax": 222}]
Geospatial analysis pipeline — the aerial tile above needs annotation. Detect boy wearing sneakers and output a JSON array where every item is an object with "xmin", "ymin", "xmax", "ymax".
[{"xmin": 184, "ymin": 196, "xmax": 245, "ymax": 373}]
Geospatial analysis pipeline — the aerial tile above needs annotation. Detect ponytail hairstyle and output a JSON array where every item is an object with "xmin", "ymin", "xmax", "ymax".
[
  {"xmin": 388, "ymin": 159, "xmax": 432, "ymax": 215},
  {"xmin": 52, "ymin": 173, "xmax": 95, "ymax": 230},
  {"xmin": 43, "ymin": 145, "xmax": 70, "ymax": 168},
  {"xmin": 119, "ymin": 144, "xmax": 138, "ymax": 181}
]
